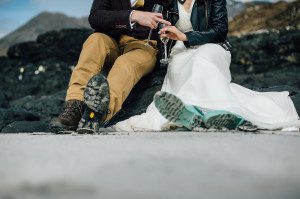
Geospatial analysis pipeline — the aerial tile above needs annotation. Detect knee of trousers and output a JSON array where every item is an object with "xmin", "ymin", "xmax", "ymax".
[
  {"xmin": 109, "ymin": 61, "xmax": 150, "ymax": 91},
  {"xmin": 116, "ymin": 55, "xmax": 156, "ymax": 76},
  {"xmin": 83, "ymin": 33, "xmax": 113, "ymax": 48}
]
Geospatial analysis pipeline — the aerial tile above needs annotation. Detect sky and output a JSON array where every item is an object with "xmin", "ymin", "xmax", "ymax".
[
  {"xmin": 0, "ymin": 0, "xmax": 93, "ymax": 38},
  {"xmin": 0, "ymin": 0, "xmax": 288, "ymax": 39}
]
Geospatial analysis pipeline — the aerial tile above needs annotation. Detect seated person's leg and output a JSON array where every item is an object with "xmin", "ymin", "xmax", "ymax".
[
  {"xmin": 76, "ymin": 36, "xmax": 158, "ymax": 134},
  {"xmin": 49, "ymin": 33, "xmax": 120, "ymax": 133},
  {"xmin": 66, "ymin": 33, "xmax": 120, "ymax": 101},
  {"xmin": 106, "ymin": 36, "xmax": 158, "ymax": 122}
]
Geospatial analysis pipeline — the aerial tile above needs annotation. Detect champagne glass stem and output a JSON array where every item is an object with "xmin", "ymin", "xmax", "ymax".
[
  {"xmin": 147, "ymin": 29, "xmax": 153, "ymax": 41},
  {"xmin": 164, "ymin": 43, "xmax": 168, "ymax": 60},
  {"xmin": 145, "ymin": 29, "xmax": 153, "ymax": 46}
]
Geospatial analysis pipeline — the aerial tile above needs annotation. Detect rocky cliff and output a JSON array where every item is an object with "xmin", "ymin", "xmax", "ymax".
[
  {"xmin": 0, "ymin": 28, "xmax": 299, "ymax": 133},
  {"xmin": 229, "ymin": 0, "xmax": 300, "ymax": 36}
]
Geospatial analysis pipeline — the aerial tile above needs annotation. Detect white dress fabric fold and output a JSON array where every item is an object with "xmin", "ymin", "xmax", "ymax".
[{"xmin": 114, "ymin": 2, "xmax": 300, "ymax": 132}]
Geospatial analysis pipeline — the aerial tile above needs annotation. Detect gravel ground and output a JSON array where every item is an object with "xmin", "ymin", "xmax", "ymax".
[{"xmin": 0, "ymin": 131, "xmax": 300, "ymax": 199}]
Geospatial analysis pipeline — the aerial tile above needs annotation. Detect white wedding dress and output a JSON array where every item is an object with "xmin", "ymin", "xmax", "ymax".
[{"xmin": 114, "ymin": 1, "xmax": 300, "ymax": 131}]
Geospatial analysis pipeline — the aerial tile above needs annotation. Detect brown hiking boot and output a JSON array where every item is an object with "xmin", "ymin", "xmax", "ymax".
[{"xmin": 49, "ymin": 100, "xmax": 84, "ymax": 133}]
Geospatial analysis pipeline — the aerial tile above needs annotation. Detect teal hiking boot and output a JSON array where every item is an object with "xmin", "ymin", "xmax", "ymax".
[
  {"xmin": 154, "ymin": 91, "xmax": 205, "ymax": 130},
  {"xmin": 203, "ymin": 110, "xmax": 245, "ymax": 130}
]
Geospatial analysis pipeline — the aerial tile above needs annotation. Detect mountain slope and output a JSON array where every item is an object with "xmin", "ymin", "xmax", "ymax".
[
  {"xmin": 0, "ymin": 12, "xmax": 90, "ymax": 56},
  {"xmin": 229, "ymin": 0, "xmax": 300, "ymax": 36},
  {"xmin": 227, "ymin": 0, "xmax": 246, "ymax": 21}
]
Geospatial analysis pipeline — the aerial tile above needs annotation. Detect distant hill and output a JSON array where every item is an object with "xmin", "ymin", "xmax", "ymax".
[
  {"xmin": 0, "ymin": 12, "xmax": 90, "ymax": 56},
  {"xmin": 227, "ymin": 0, "xmax": 247, "ymax": 21},
  {"xmin": 229, "ymin": 0, "xmax": 300, "ymax": 36}
]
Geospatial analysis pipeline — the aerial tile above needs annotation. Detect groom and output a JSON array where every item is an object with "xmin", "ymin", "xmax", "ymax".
[{"xmin": 49, "ymin": 0, "xmax": 170, "ymax": 133}]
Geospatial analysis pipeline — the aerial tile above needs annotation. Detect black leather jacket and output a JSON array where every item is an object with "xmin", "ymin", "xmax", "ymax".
[{"xmin": 165, "ymin": 0, "xmax": 231, "ymax": 50}]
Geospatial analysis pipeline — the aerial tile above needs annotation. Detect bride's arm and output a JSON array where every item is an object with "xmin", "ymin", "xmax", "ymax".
[{"xmin": 183, "ymin": 0, "xmax": 228, "ymax": 47}]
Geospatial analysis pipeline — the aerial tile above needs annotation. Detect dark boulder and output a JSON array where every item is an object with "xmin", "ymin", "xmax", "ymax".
[
  {"xmin": 7, "ymin": 41, "xmax": 40, "ymax": 60},
  {"xmin": 2, "ymin": 29, "xmax": 93, "ymax": 101},
  {"xmin": 7, "ymin": 29, "xmax": 93, "ymax": 63},
  {"xmin": 1, "ymin": 120, "xmax": 49, "ymax": 133},
  {"xmin": 0, "ymin": 92, "xmax": 9, "ymax": 108},
  {"xmin": 232, "ymin": 67, "xmax": 300, "ymax": 90},
  {"xmin": 0, "ymin": 60, "xmax": 72, "ymax": 101},
  {"xmin": 230, "ymin": 29, "xmax": 300, "ymax": 74},
  {"xmin": 9, "ymin": 91, "xmax": 66, "ymax": 119},
  {"xmin": 0, "ymin": 108, "xmax": 40, "ymax": 132},
  {"xmin": 0, "ymin": 90, "xmax": 65, "ymax": 133}
]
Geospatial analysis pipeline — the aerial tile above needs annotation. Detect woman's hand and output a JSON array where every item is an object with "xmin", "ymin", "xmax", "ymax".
[{"xmin": 159, "ymin": 26, "xmax": 187, "ymax": 41}]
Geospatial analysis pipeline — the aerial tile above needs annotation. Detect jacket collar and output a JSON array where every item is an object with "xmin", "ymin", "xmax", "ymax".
[{"xmin": 169, "ymin": 0, "xmax": 198, "ymax": 30}]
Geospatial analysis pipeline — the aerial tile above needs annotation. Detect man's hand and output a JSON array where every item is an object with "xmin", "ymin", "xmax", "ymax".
[{"xmin": 131, "ymin": 11, "xmax": 171, "ymax": 29}]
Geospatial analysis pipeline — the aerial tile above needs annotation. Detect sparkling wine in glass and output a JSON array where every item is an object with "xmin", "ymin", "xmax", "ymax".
[
  {"xmin": 145, "ymin": 4, "xmax": 163, "ymax": 47},
  {"xmin": 159, "ymin": 23, "xmax": 171, "ymax": 64}
]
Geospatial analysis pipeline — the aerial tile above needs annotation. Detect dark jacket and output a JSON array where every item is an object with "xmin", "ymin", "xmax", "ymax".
[
  {"xmin": 89, "ymin": 0, "xmax": 161, "ymax": 40},
  {"xmin": 165, "ymin": 0, "xmax": 230, "ymax": 49}
]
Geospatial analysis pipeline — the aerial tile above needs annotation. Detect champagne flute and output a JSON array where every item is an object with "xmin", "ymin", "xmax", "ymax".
[
  {"xmin": 145, "ymin": 4, "xmax": 163, "ymax": 47},
  {"xmin": 159, "ymin": 23, "xmax": 171, "ymax": 64}
]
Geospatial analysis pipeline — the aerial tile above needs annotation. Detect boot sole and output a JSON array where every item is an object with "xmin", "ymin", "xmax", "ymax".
[
  {"xmin": 238, "ymin": 121, "xmax": 258, "ymax": 132},
  {"xmin": 154, "ymin": 91, "xmax": 204, "ymax": 130},
  {"xmin": 84, "ymin": 74, "xmax": 110, "ymax": 112},
  {"xmin": 203, "ymin": 111, "xmax": 245, "ymax": 130},
  {"xmin": 49, "ymin": 120, "xmax": 77, "ymax": 134},
  {"xmin": 77, "ymin": 74, "xmax": 110, "ymax": 134},
  {"xmin": 77, "ymin": 128, "xmax": 97, "ymax": 134}
]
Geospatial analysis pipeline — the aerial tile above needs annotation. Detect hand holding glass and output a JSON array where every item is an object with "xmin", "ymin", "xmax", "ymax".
[
  {"xmin": 159, "ymin": 23, "xmax": 171, "ymax": 64},
  {"xmin": 144, "ymin": 4, "xmax": 163, "ymax": 47}
]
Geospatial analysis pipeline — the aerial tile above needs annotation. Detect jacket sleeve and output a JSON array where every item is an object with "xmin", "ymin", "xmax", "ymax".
[
  {"xmin": 88, "ymin": 0, "xmax": 133, "ymax": 32},
  {"xmin": 183, "ymin": 0, "xmax": 228, "ymax": 47}
]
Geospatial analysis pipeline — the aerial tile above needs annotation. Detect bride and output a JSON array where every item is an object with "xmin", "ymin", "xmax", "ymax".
[{"xmin": 114, "ymin": 0, "xmax": 300, "ymax": 131}]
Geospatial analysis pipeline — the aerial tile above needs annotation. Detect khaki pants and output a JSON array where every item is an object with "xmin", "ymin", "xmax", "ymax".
[{"xmin": 66, "ymin": 33, "xmax": 158, "ymax": 121}]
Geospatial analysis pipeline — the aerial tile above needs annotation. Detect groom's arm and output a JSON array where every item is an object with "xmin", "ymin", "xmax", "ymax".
[
  {"xmin": 89, "ymin": 0, "xmax": 171, "ymax": 34},
  {"xmin": 89, "ymin": 0, "xmax": 133, "ymax": 33}
]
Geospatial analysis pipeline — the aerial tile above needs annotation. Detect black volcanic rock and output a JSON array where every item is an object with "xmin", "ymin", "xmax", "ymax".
[
  {"xmin": 0, "ymin": 92, "xmax": 9, "ymax": 108},
  {"xmin": 9, "ymin": 91, "xmax": 66, "ymax": 120},
  {"xmin": 8, "ymin": 29, "xmax": 93, "ymax": 62},
  {"xmin": 229, "ymin": 29, "xmax": 300, "ymax": 74},
  {"xmin": 1, "ymin": 120, "xmax": 49, "ymax": 133},
  {"xmin": 0, "ymin": 108, "xmax": 40, "ymax": 132},
  {"xmin": 0, "ymin": 28, "xmax": 299, "ymax": 132},
  {"xmin": 0, "ymin": 60, "xmax": 72, "ymax": 100},
  {"xmin": 1, "ymin": 29, "xmax": 92, "ymax": 101}
]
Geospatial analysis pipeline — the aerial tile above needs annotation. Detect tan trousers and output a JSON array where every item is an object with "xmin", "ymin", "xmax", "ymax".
[{"xmin": 66, "ymin": 33, "xmax": 158, "ymax": 121}]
